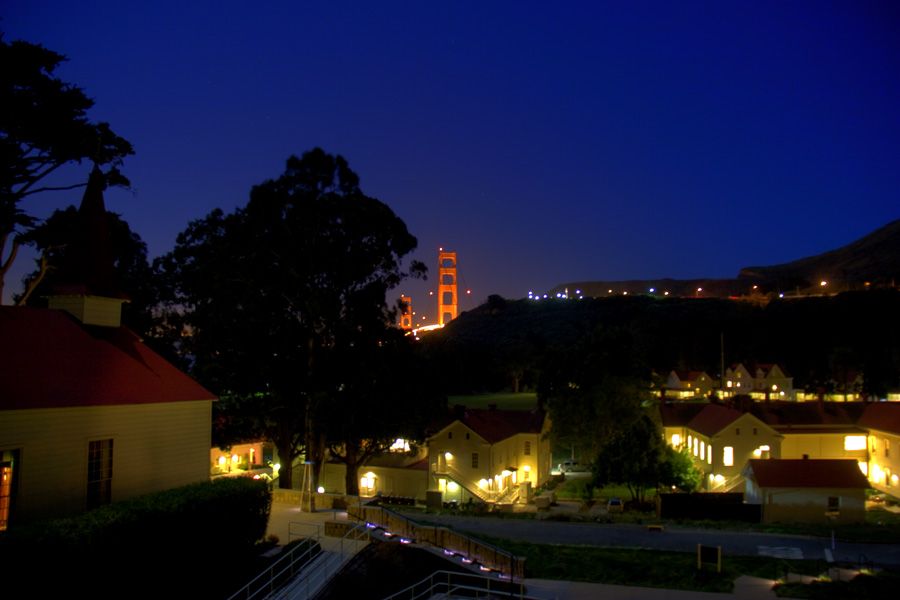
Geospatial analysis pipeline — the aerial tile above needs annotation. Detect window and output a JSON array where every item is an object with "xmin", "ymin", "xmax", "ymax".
[
  {"xmin": 87, "ymin": 439, "xmax": 113, "ymax": 509},
  {"xmin": 753, "ymin": 428, "xmax": 758, "ymax": 435},
  {"xmin": 471, "ymin": 453, "xmax": 479, "ymax": 469},
  {"xmin": 827, "ymin": 496, "xmax": 841, "ymax": 511},
  {"xmin": 723, "ymin": 447, "xmax": 734, "ymax": 467},
  {"xmin": 448, "ymin": 432, "xmax": 452, "ymax": 439},
  {"xmin": 735, "ymin": 428, "xmax": 741, "ymax": 436},
  {"xmin": 693, "ymin": 438, "xmax": 698, "ymax": 456},
  {"xmin": 0, "ymin": 449, "xmax": 18, "ymax": 531},
  {"xmin": 465, "ymin": 432, "xmax": 470, "ymax": 440},
  {"xmin": 871, "ymin": 436, "xmax": 877, "ymax": 453},
  {"xmin": 672, "ymin": 434, "xmax": 681, "ymax": 446},
  {"xmin": 524, "ymin": 441, "xmax": 531, "ymax": 456},
  {"xmin": 707, "ymin": 448, "xmax": 712, "ymax": 465},
  {"xmin": 700, "ymin": 441, "xmax": 705, "ymax": 461},
  {"xmin": 844, "ymin": 436, "xmax": 866, "ymax": 451},
  {"xmin": 886, "ymin": 439, "xmax": 891, "ymax": 458}
]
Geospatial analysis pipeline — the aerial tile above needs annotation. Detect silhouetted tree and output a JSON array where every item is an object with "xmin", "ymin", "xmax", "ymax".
[
  {"xmin": 1, "ymin": 35, "xmax": 133, "ymax": 301},
  {"xmin": 157, "ymin": 149, "xmax": 427, "ymax": 489}
]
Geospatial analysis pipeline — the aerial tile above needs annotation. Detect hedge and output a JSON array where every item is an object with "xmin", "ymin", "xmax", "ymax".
[{"xmin": 0, "ymin": 477, "xmax": 272, "ymax": 599}]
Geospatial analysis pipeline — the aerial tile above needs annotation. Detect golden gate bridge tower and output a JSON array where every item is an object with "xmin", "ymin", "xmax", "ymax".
[{"xmin": 437, "ymin": 248, "xmax": 458, "ymax": 325}]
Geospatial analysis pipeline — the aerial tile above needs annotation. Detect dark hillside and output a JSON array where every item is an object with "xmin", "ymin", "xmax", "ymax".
[
  {"xmin": 740, "ymin": 218, "xmax": 900, "ymax": 286},
  {"xmin": 421, "ymin": 290, "xmax": 900, "ymax": 398}
]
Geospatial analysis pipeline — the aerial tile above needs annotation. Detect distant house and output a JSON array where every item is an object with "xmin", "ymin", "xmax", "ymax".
[
  {"xmin": 664, "ymin": 370, "xmax": 714, "ymax": 399},
  {"xmin": 724, "ymin": 363, "xmax": 794, "ymax": 401},
  {"xmin": 743, "ymin": 459, "xmax": 869, "ymax": 524},
  {"xmin": 0, "ymin": 171, "xmax": 215, "ymax": 529}
]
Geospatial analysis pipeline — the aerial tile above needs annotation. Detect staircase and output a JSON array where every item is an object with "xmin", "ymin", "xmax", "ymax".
[{"xmin": 432, "ymin": 463, "xmax": 509, "ymax": 504}]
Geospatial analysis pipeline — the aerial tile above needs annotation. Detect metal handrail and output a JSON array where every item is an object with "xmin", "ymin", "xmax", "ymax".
[
  {"xmin": 226, "ymin": 525, "xmax": 325, "ymax": 600},
  {"xmin": 267, "ymin": 522, "xmax": 370, "ymax": 600},
  {"xmin": 380, "ymin": 570, "xmax": 551, "ymax": 600},
  {"xmin": 226, "ymin": 521, "xmax": 370, "ymax": 600},
  {"xmin": 350, "ymin": 504, "xmax": 523, "ymax": 579}
]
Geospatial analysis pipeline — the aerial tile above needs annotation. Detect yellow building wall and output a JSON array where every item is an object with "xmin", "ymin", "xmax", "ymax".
[
  {"xmin": 867, "ymin": 429, "xmax": 900, "ymax": 494},
  {"xmin": 321, "ymin": 462, "xmax": 429, "ymax": 500},
  {"xmin": 0, "ymin": 401, "xmax": 212, "ymax": 524},
  {"xmin": 780, "ymin": 432, "xmax": 868, "ymax": 462},
  {"xmin": 761, "ymin": 487, "xmax": 866, "ymax": 524}
]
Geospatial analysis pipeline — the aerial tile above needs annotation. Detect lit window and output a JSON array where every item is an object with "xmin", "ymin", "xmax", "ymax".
[
  {"xmin": 87, "ymin": 439, "xmax": 113, "ymax": 509},
  {"xmin": 707, "ymin": 448, "xmax": 712, "ymax": 465},
  {"xmin": 700, "ymin": 441, "xmax": 706, "ymax": 460},
  {"xmin": 858, "ymin": 462, "xmax": 868, "ymax": 475},
  {"xmin": 723, "ymin": 447, "xmax": 734, "ymax": 467},
  {"xmin": 693, "ymin": 438, "xmax": 698, "ymax": 456},
  {"xmin": 844, "ymin": 436, "xmax": 866, "ymax": 451},
  {"xmin": 672, "ymin": 434, "xmax": 681, "ymax": 446}
]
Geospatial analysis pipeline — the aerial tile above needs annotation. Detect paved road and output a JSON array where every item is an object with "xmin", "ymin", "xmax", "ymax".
[{"xmin": 409, "ymin": 513, "xmax": 900, "ymax": 567}]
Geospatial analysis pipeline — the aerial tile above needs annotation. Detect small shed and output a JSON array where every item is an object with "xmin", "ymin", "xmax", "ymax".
[{"xmin": 743, "ymin": 459, "xmax": 869, "ymax": 524}]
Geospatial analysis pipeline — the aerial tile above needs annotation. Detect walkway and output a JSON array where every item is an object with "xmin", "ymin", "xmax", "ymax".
[{"xmin": 264, "ymin": 502, "xmax": 791, "ymax": 599}]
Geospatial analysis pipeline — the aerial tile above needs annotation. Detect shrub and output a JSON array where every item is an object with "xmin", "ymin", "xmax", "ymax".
[{"xmin": 0, "ymin": 477, "xmax": 271, "ymax": 599}]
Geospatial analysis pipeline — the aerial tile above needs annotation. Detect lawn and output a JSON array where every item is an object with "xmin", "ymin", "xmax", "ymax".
[
  {"xmin": 447, "ymin": 393, "xmax": 539, "ymax": 410},
  {"xmin": 473, "ymin": 535, "xmax": 825, "ymax": 594}
]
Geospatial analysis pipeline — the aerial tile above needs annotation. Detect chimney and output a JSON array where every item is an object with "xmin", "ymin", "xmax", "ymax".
[{"xmin": 47, "ymin": 166, "xmax": 129, "ymax": 327}]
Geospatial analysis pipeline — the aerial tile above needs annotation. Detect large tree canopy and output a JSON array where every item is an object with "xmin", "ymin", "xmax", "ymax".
[
  {"xmin": 538, "ymin": 326, "xmax": 653, "ymax": 466},
  {"xmin": 157, "ymin": 149, "xmax": 428, "ymax": 488},
  {"xmin": 1, "ymin": 34, "xmax": 133, "ymax": 301}
]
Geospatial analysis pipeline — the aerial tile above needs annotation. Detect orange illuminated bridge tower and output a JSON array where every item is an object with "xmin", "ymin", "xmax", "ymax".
[{"xmin": 438, "ymin": 249, "xmax": 457, "ymax": 325}]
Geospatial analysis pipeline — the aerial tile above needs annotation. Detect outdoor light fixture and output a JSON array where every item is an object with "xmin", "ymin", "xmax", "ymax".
[
  {"xmin": 444, "ymin": 452, "xmax": 452, "ymax": 460},
  {"xmin": 317, "ymin": 486, "xmax": 324, "ymax": 494}
]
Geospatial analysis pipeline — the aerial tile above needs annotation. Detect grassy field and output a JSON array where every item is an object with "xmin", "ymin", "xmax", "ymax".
[
  {"xmin": 473, "ymin": 534, "xmax": 825, "ymax": 594},
  {"xmin": 447, "ymin": 392, "xmax": 540, "ymax": 410}
]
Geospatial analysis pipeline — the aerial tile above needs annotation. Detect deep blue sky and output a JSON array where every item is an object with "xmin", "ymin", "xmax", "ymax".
[{"xmin": 4, "ymin": 2, "xmax": 899, "ymax": 320}]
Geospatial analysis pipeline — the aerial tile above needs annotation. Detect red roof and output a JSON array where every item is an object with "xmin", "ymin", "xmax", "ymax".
[
  {"xmin": 0, "ymin": 306, "xmax": 216, "ymax": 409},
  {"xmin": 449, "ymin": 408, "xmax": 545, "ymax": 444},
  {"xmin": 746, "ymin": 459, "xmax": 869, "ymax": 489},
  {"xmin": 858, "ymin": 403, "xmax": 900, "ymax": 436},
  {"xmin": 686, "ymin": 403, "xmax": 745, "ymax": 437}
]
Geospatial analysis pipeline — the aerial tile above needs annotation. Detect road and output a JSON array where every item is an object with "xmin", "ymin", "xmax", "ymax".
[{"xmin": 410, "ymin": 513, "xmax": 900, "ymax": 568}]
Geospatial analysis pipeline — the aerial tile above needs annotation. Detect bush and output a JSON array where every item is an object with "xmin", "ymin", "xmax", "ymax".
[{"xmin": 0, "ymin": 477, "xmax": 271, "ymax": 599}]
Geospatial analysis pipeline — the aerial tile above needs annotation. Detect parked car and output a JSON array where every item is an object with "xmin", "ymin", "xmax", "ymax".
[
  {"xmin": 607, "ymin": 498, "xmax": 623, "ymax": 514},
  {"xmin": 558, "ymin": 460, "xmax": 579, "ymax": 472}
]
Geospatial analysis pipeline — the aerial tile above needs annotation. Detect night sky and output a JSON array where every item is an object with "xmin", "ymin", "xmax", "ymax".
[{"xmin": 4, "ymin": 2, "xmax": 899, "ymax": 321}]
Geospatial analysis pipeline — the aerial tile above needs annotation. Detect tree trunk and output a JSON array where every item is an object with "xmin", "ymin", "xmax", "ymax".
[
  {"xmin": 275, "ymin": 417, "xmax": 294, "ymax": 489},
  {"xmin": 344, "ymin": 440, "xmax": 361, "ymax": 497}
]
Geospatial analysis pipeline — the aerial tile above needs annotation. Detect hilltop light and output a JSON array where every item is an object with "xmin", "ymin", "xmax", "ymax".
[
  {"xmin": 820, "ymin": 281, "xmax": 827, "ymax": 286},
  {"xmin": 649, "ymin": 288, "xmax": 655, "ymax": 293}
]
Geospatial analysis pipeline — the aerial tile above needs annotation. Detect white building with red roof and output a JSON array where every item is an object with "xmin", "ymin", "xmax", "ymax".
[
  {"xmin": 743, "ymin": 458, "xmax": 869, "ymax": 524},
  {"xmin": 0, "ymin": 171, "xmax": 215, "ymax": 529}
]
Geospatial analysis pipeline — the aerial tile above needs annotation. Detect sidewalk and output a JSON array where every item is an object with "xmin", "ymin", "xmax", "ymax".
[{"xmin": 265, "ymin": 501, "xmax": 785, "ymax": 599}]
